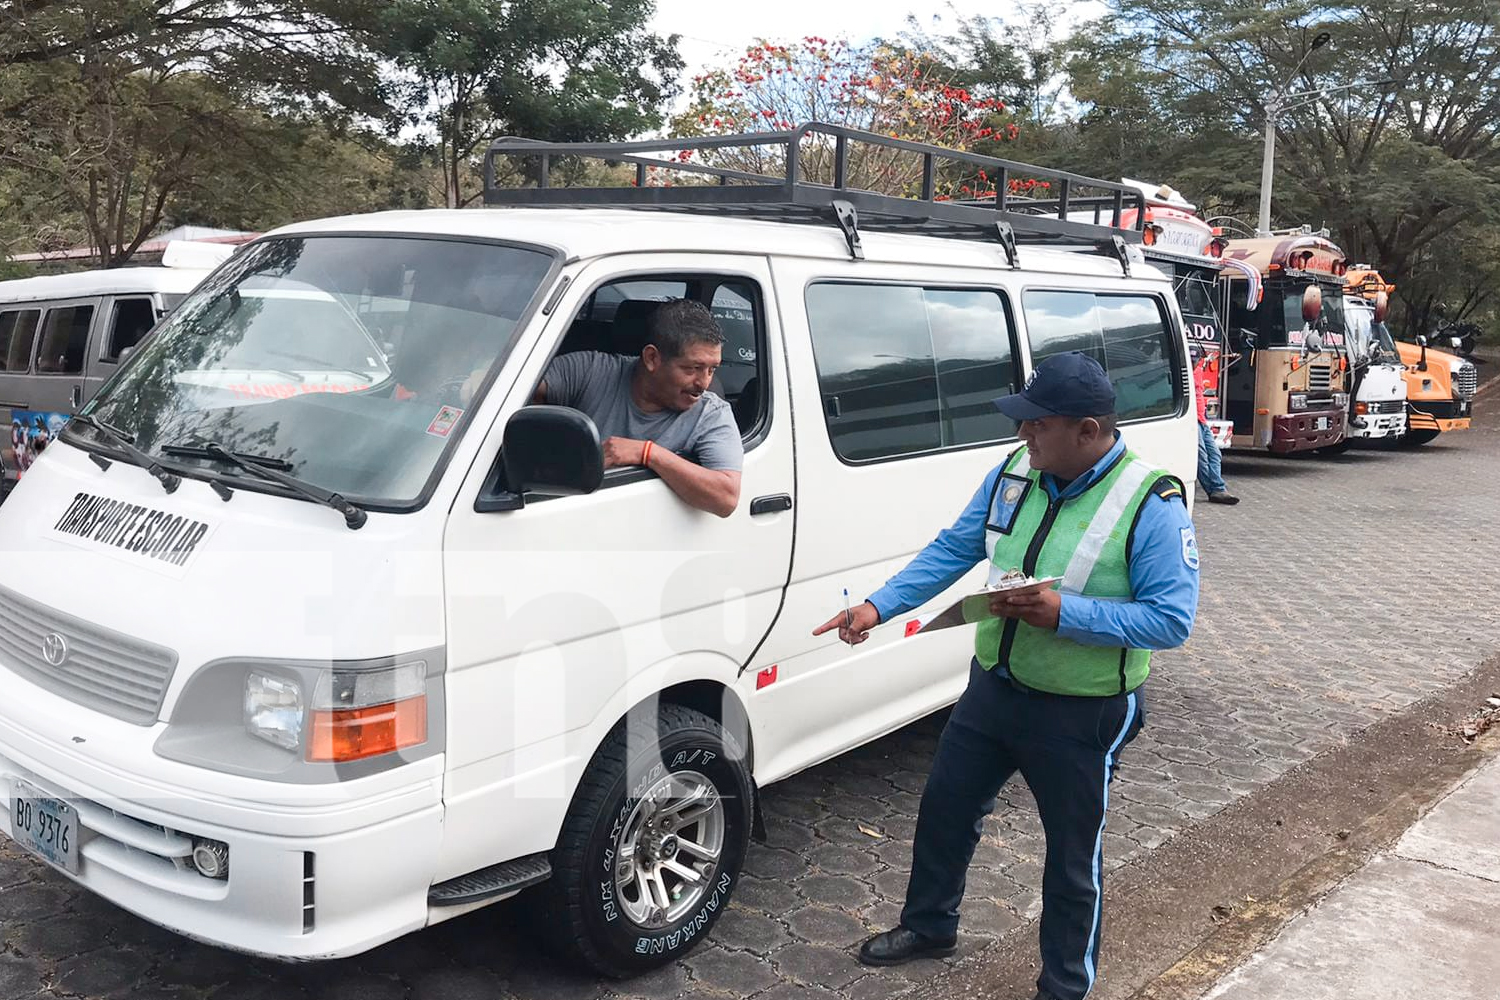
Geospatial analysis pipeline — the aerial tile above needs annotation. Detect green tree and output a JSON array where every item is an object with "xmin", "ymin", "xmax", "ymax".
[
  {"xmin": 0, "ymin": 0, "xmax": 386, "ymax": 265},
  {"xmin": 1057, "ymin": 0, "xmax": 1500, "ymax": 334},
  {"xmin": 379, "ymin": 0, "xmax": 682, "ymax": 208}
]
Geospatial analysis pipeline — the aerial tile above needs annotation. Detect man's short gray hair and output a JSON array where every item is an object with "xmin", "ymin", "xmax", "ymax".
[{"xmin": 648, "ymin": 299, "xmax": 725, "ymax": 359}]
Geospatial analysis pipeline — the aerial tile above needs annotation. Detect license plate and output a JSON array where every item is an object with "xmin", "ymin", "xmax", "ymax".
[
  {"xmin": 1315, "ymin": 416, "xmax": 1329, "ymax": 431},
  {"xmin": 10, "ymin": 780, "xmax": 80, "ymax": 874}
]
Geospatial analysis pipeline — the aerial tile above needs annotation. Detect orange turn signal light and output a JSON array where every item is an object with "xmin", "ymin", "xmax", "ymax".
[{"xmin": 309, "ymin": 696, "xmax": 427, "ymax": 762}]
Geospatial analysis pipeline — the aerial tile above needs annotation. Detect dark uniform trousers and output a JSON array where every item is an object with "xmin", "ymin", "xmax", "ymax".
[{"xmin": 901, "ymin": 658, "xmax": 1146, "ymax": 1000}]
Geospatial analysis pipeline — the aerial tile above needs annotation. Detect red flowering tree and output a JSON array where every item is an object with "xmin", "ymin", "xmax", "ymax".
[{"xmin": 666, "ymin": 37, "xmax": 1022, "ymax": 198}]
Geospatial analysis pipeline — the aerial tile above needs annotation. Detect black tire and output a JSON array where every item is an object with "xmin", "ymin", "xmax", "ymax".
[
  {"xmin": 533, "ymin": 703, "xmax": 752, "ymax": 977},
  {"xmin": 1315, "ymin": 439, "xmax": 1352, "ymax": 455},
  {"xmin": 1401, "ymin": 429, "xmax": 1441, "ymax": 446}
]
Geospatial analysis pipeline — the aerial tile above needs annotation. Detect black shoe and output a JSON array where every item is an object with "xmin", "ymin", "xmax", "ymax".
[
  {"xmin": 857, "ymin": 926, "xmax": 958, "ymax": 966},
  {"xmin": 1207, "ymin": 491, "xmax": 1240, "ymax": 505}
]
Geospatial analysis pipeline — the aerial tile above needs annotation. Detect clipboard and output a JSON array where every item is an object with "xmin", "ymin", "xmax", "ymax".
[{"xmin": 908, "ymin": 576, "xmax": 1062, "ymax": 635}]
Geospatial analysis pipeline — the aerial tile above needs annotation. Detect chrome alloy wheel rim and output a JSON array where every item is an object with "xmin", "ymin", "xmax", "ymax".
[{"xmin": 612, "ymin": 769, "xmax": 725, "ymax": 929}]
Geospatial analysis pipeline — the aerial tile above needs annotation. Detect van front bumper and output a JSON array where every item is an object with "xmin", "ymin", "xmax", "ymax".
[
  {"xmin": 1268, "ymin": 409, "xmax": 1346, "ymax": 453},
  {"xmin": 0, "ymin": 681, "xmax": 444, "ymax": 960}
]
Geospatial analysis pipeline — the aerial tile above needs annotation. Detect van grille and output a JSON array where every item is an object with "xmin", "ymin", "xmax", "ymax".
[
  {"xmin": 1369, "ymin": 400, "xmax": 1404, "ymax": 415},
  {"xmin": 1308, "ymin": 364, "xmax": 1332, "ymax": 392},
  {"xmin": 0, "ymin": 582, "xmax": 176, "ymax": 725},
  {"xmin": 1457, "ymin": 363, "xmax": 1478, "ymax": 399}
]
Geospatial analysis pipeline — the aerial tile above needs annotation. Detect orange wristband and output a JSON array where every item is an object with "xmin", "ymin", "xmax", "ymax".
[{"xmin": 642, "ymin": 441, "xmax": 653, "ymax": 468}]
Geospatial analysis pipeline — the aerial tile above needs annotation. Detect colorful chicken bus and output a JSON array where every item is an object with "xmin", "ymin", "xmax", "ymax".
[
  {"xmin": 1218, "ymin": 232, "xmax": 1351, "ymax": 452},
  {"xmin": 1122, "ymin": 180, "xmax": 1238, "ymax": 448}
]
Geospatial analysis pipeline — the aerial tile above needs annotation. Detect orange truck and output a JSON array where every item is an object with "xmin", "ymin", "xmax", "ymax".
[{"xmin": 1345, "ymin": 268, "xmax": 1478, "ymax": 445}]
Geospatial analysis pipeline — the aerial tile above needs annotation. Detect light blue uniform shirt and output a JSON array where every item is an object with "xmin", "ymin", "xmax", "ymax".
[{"xmin": 866, "ymin": 435, "xmax": 1199, "ymax": 650}]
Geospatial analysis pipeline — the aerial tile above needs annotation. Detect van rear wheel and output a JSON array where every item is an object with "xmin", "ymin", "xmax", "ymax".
[{"xmin": 534, "ymin": 704, "xmax": 752, "ymax": 977}]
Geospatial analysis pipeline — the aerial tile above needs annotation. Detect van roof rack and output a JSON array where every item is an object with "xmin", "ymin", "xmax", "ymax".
[{"xmin": 483, "ymin": 122, "xmax": 1146, "ymax": 266}]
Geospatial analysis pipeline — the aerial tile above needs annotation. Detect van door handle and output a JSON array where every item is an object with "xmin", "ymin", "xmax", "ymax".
[
  {"xmin": 749, "ymin": 493, "xmax": 793, "ymax": 516},
  {"xmin": 70, "ymin": 385, "xmax": 82, "ymax": 408}
]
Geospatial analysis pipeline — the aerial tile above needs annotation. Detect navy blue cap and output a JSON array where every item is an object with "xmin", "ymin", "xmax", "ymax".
[{"xmin": 993, "ymin": 352, "xmax": 1116, "ymax": 420}]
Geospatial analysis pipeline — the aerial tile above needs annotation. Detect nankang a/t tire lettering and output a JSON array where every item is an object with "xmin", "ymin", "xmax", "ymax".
[{"xmin": 530, "ymin": 703, "xmax": 753, "ymax": 977}]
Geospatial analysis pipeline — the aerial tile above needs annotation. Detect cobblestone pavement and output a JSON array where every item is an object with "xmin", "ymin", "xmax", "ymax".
[{"xmin": 5, "ymin": 391, "xmax": 1500, "ymax": 1000}]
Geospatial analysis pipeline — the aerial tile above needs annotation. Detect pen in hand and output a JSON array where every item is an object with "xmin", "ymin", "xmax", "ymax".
[{"xmin": 843, "ymin": 588, "xmax": 853, "ymax": 645}]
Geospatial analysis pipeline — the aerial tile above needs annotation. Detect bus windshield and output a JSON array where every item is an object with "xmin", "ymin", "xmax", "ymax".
[{"xmin": 80, "ymin": 235, "xmax": 554, "ymax": 507}]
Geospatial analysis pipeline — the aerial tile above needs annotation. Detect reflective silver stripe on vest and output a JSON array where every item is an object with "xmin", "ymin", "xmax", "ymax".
[
  {"xmin": 985, "ymin": 448, "xmax": 1034, "ymax": 581},
  {"xmin": 1059, "ymin": 459, "xmax": 1155, "ymax": 594}
]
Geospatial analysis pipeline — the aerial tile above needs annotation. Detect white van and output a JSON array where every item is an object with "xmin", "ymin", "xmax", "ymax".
[
  {"xmin": 0, "ymin": 243, "xmax": 234, "ymax": 495},
  {"xmin": 0, "ymin": 127, "xmax": 1196, "ymax": 974}
]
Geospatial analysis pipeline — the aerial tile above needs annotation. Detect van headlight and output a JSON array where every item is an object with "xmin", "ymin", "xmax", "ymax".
[
  {"xmin": 157, "ymin": 650, "xmax": 445, "ymax": 779},
  {"xmin": 245, "ymin": 672, "xmax": 304, "ymax": 751}
]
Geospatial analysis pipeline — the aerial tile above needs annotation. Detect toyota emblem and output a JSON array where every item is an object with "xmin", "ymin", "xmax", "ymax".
[{"xmin": 41, "ymin": 632, "xmax": 69, "ymax": 668}]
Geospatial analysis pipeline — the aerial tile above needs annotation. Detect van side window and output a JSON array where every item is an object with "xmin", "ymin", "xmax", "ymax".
[
  {"xmin": 805, "ymin": 284, "xmax": 1018, "ymax": 462},
  {"xmin": 36, "ymin": 305, "xmax": 94, "ymax": 375},
  {"xmin": 1022, "ymin": 291, "xmax": 1179, "ymax": 422},
  {"xmin": 552, "ymin": 274, "xmax": 767, "ymax": 439},
  {"xmin": 0, "ymin": 310, "xmax": 41, "ymax": 373},
  {"xmin": 105, "ymin": 297, "xmax": 157, "ymax": 361}
]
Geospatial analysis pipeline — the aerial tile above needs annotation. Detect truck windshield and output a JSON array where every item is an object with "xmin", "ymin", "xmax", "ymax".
[{"xmin": 82, "ymin": 235, "xmax": 553, "ymax": 507}]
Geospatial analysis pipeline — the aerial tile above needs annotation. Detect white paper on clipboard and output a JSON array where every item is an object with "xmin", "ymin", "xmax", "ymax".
[{"xmin": 906, "ymin": 576, "xmax": 1062, "ymax": 636}]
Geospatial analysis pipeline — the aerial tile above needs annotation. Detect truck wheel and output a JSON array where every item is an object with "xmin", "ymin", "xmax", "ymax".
[
  {"xmin": 1401, "ymin": 429, "xmax": 1441, "ymax": 446},
  {"xmin": 534, "ymin": 703, "xmax": 752, "ymax": 977},
  {"xmin": 1315, "ymin": 439, "xmax": 1351, "ymax": 455}
]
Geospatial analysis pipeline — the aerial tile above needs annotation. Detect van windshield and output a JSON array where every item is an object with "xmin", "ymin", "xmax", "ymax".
[{"xmin": 82, "ymin": 235, "xmax": 553, "ymax": 507}]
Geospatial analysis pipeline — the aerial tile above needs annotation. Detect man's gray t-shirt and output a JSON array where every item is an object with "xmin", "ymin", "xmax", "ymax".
[{"xmin": 543, "ymin": 352, "xmax": 744, "ymax": 472}]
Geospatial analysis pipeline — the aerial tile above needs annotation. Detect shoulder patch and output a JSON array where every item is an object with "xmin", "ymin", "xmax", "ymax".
[
  {"xmin": 1151, "ymin": 475, "xmax": 1187, "ymax": 505},
  {"xmin": 1180, "ymin": 526, "xmax": 1200, "ymax": 571}
]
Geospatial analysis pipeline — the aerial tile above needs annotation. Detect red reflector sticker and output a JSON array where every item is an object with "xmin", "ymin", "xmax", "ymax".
[
  {"xmin": 905, "ymin": 620, "xmax": 922, "ymax": 637},
  {"xmin": 756, "ymin": 665, "xmax": 778, "ymax": 690}
]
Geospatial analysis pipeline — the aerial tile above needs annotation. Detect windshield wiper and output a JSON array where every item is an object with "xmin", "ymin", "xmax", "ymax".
[
  {"xmin": 69, "ymin": 415, "xmax": 181, "ymax": 494},
  {"xmin": 162, "ymin": 441, "xmax": 367, "ymax": 529}
]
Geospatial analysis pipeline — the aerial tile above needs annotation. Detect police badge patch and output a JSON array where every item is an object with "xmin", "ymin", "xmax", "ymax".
[
  {"xmin": 987, "ymin": 473, "xmax": 1033, "ymax": 535},
  {"xmin": 1180, "ymin": 527, "xmax": 1200, "ymax": 570}
]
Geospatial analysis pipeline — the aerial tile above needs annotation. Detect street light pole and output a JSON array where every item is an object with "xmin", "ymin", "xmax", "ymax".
[
  {"xmin": 1255, "ymin": 31, "xmax": 1331, "ymax": 237},
  {"xmin": 1257, "ymin": 94, "xmax": 1279, "ymax": 236}
]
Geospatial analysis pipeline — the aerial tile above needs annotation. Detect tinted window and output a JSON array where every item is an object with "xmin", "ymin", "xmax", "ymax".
[
  {"xmin": 36, "ymin": 305, "xmax": 94, "ymax": 374},
  {"xmin": 0, "ymin": 310, "xmax": 41, "ymax": 372},
  {"xmin": 806, "ymin": 284, "xmax": 1018, "ymax": 461},
  {"xmin": 709, "ymin": 281, "xmax": 759, "ymax": 400},
  {"xmin": 106, "ymin": 297, "xmax": 157, "ymax": 361},
  {"xmin": 1023, "ymin": 291, "xmax": 1178, "ymax": 422}
]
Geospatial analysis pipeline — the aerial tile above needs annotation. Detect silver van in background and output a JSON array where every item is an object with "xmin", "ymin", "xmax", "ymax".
[{"xmin": 0, "ymin": 242, "xmax": 233, "ymax": 496}]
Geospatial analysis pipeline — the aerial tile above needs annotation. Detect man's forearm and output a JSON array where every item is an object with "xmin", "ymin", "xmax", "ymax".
[{"xmin": 649, "ymin": 448, "xmax": 741, "ymax": 517}]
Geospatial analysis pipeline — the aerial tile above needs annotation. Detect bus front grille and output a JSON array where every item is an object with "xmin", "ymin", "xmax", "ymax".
[{"xmin": 1308, "ymin": 364, "xmax": 1332, "ymax": 392}]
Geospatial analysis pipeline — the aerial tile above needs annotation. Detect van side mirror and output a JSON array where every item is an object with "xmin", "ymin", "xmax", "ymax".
[
  {"xmin": 1416, "ymin": 334, "xmax": 1428, "ymax": 347},
  {"xmin": 475, "ymin": 405, "xmax": 603, "ymax": 512}
]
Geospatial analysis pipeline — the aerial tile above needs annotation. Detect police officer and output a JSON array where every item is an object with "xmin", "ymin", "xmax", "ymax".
[{"xmin": 814, "ymin": 352, "xmax": 1200, "ymax": 1000}]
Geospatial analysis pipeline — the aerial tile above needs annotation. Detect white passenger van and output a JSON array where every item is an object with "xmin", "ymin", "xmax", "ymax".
[
  {"xmin": 0, "ymin": 242, "xmax": 235, "ymax": 495},
  {"xmin": 0, "ymin": 126, "xmax": 1195, "ymax": 974}
]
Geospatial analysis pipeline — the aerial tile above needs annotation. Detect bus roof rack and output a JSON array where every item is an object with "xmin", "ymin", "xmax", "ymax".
[{"xmin": 483, "ymin": 122, "xmax": 1146, "ymax": 266}]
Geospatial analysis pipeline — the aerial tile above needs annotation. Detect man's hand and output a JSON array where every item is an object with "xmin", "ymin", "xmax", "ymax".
[
  {"xmin": 812, "ymin": 600, "xmax": 882, "ymax": 646},
  {"xmin": 601, "ymin": 436, "xmax": 647, "ymax": 469},
  {"xmin": 989, "ymin": 588, "xmax": 1062, "ymax": 630}
]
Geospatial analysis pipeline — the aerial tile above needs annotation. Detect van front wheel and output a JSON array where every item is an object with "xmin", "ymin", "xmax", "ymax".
[{"xmin": 536, "ymin": 704, "xmax": 752, "ymax": 977}]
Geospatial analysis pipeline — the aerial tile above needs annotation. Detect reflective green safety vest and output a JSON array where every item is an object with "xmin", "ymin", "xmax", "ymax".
[{"xmin": 975, "ymin": 445, "xmax": 1179, "ymax": 697}]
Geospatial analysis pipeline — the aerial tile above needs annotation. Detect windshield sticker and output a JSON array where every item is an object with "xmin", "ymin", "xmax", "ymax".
[
  {"xmin": 426, "ymin": 406, "xmax": 463, "ymax": 438},
  {"xmin": 49, "ymin": 492, "xmax": 213, "ymax": 573}
]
